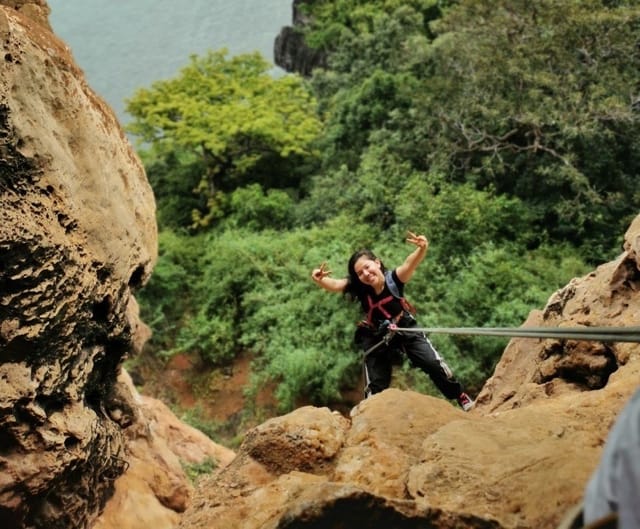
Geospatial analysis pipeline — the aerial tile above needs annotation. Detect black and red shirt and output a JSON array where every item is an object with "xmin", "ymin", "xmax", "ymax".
[{"xmin": 358, "ymin": 269, "xmax": 406, "ymax": 328}]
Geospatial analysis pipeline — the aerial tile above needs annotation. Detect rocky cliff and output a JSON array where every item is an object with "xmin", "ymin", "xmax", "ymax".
[
  {"xmin": 274, "ymin": 0, "xmax": 327, "ymax": 76},
  {"xmin": 179, "ymin": 218, "xmax": 639, "ymax": 529},
  {"xmin": 0, "ymin": 3, "xmax": 234, "ymax": 528}
]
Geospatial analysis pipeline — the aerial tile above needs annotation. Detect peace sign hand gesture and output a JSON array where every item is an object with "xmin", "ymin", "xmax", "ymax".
[
  {"xmin": 311, "ymin": 262, "xmax": 332, "ymax": 282},
  {"xmin": 311, "ymin": 262, "xmax": 347, "ymax": 293},
  {"xmin": 406, "ymin": 231, "xmax": 429, "ymax": 250}
]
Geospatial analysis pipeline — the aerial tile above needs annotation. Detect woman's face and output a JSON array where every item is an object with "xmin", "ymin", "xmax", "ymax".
[{"xmin": 353, "ymin": 256, "xmax": 383, "ymax": 288}]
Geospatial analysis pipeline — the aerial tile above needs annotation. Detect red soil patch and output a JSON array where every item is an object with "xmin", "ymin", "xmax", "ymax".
[{"xmin": 135, "ymin": 351, "xmax": 276, "ymax": 428}]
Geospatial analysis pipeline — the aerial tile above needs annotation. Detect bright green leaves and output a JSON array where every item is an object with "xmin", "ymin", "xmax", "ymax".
[{"xmin": 126, "ymin": 49, "xmax": 322, "ymax": 227}]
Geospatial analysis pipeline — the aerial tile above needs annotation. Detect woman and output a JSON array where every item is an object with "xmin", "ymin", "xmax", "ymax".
[{"xmin": 311, "ymin": 231, "xmax": 474, "ymax": 411}]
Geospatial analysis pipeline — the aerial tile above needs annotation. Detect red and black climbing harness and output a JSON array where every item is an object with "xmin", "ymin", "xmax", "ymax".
[{"xmin": 361, "ymin": 270, "xmax": 416, "ymax": 329}]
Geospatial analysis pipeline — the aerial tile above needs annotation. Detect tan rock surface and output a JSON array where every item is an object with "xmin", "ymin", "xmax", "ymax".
[
  {"xmin": 93, "ymin": 372, "xmax": 235, "ymax": 529},
  {"xmin": 0, "ymin": 3, "xmax": 237, "ymax": 528},
  {"xmin": 0, "ymin": 2, "xmax": 158, "ymax": 527}
]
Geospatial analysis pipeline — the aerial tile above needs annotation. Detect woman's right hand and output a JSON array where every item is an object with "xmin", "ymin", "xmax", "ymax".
[
  {"xmin": 311, "ymin": 262, "xmax": 331, "ymax": 282},
  {"xmin": 311, "ymin": 262, "xmax": 348, "ymax": 293}
]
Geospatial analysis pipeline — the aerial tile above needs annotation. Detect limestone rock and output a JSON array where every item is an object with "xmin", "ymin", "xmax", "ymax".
[
  {"xmin": 0, "ymin": 1, "xmax": 50, "ymax": 29},
  {"xmin": 242, "ymin": 405, "xmax": 349, "ymax": 475},
  {"xmin": 0, "ymin": 2, "xmax": 157, "ymax": 527},
  {"xmin": 477, "ymin": 214, "xmax": 640, "ymax": 413},
  {"xmin": 93, "ymin": 372, "xmax": 235, "ymax": 529},
  {"xmin": 274, "ymin": 0, "xmax": 327, "ymax": 76},
  {"xmin": 0, "ymin": 3, "xmax": 239, "ymax": 529}
]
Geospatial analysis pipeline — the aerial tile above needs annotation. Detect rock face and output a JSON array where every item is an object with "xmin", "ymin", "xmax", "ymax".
[
  {"xmin": 478, "ymin": 216, "xmax": 640, "ymax": 413},
  {"xmin": 0, "ymin": 2, "xmax": 158, "ymax": 528},
  {"xmin": 0, "ymin": 5, "xmax": 235, "ymax": 529},
  {"xmin": 274, "ymin": 0, "xmax": 327, "ymax": 76},
  {"xmin": 180, "ymin": 215, "xmax": 640, "ymax": 529},
  {"xmin": 92, "ymin": 372, "xmax": 235, "ymax": 529}
]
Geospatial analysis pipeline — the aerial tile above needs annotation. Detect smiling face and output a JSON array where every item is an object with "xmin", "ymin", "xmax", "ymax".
[{"xmin": 353, "ymin": 255, "xmax": 384, "ymax": 291}]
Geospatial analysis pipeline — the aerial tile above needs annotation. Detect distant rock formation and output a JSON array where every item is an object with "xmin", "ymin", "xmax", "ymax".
[
  {"xmin": 274, "ymin": 0, "xmax": 327, "ymax": 76},
  {"xmin": 179, "ymin": 216, "xmax": 640, "ymax": 529}
]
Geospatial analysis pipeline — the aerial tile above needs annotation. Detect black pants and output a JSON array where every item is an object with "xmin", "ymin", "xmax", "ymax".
[{"xmin": 360, "ymin": 325, "xmax": 463, "ymax": 400}]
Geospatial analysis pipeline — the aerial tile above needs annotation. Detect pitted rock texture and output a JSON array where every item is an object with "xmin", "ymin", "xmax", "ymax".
[
  {"xmin": 0, "ymin": 2, "xmax": 157, "ymax": 528},
  {"xmin": 478, "ymin": 215, "xmax": 640, "ymax": 413},
  {"xmin": 180, "ymin": 215, "xmax": 640, "ymax": 529}
]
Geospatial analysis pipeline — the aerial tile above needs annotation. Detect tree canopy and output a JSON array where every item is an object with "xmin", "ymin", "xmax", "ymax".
[{"xmin": 126, "ymin": 49, "xmax": 322, "ymax": 226}]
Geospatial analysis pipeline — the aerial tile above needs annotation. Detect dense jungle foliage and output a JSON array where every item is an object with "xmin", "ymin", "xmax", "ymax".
[{"xmin": 128, "ymin": 0, "xmax": 640, "ymax": 417}]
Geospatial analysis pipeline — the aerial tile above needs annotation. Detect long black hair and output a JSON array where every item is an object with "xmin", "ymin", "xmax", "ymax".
[{"xmin": 345, "ymin": 249, "xmax": 387, "ymax": 305}]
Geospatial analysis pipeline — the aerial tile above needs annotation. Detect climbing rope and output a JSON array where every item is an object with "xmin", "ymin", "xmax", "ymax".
[
  {"xmin": 393, "ymin": 324, "xmax": 640, "ymax": 343},
  {"xmin": 363, "ymin": 324, "xmax": 640, "ymax": 356}
]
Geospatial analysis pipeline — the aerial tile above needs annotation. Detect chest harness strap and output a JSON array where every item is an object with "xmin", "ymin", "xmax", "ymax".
[
  {"xmin": 360, "ymin": 271, "xmax": 417, "ymax": 329},
  {"xmin": 365, "ymin": 295, "xmax": 395, "ymax": 327}
]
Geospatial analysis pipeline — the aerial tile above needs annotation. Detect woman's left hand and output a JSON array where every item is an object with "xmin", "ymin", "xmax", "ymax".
[{"xmin": 406, "ymin": 231, "xmax": 428, "ymax": 250}]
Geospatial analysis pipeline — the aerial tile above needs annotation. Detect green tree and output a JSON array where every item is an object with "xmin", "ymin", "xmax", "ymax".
[
  {"xmin": 394, "ymin": 172, "xmax": 533, "ymax": 266},
  {"xmin": 126, "ymin": 49, "xmax": 322, "ymax": 226},
  {"xmin": 308, "ymin": 6, "xmax": 431, "ymax": 170},
  {"xmin": 297, "ymin": 141, "xmax": 415, "ymax": 227},
  {"xmin": 136, "ymin": 230, "xmax": 205, "ymax": 354},
  {"xmin": 225, "ymin": 184, "xmax": 295, "ymax": 231},
  {"xmin": 302, "ymin": 0, "xmax": 448, "ymax": 52},
  {"xmin": 410, "ymin": 0, "xmax": 640, "ymax": 260},
  {"xmin": 140, "ymin": 148, "xmax": 206, "ymax": 230},
  {"xmin": 304, "ymin": 0, "xmax": 640, "ymax": 262}
]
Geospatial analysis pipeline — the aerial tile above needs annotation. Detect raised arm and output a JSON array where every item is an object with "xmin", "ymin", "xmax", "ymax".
[
  {"xmin": 311, "ymin": 262, "xmax": 348, "ymax": 293},
  {"xmin": 395, "ymin": 231, "xmax": 429, "ymax": 284}
]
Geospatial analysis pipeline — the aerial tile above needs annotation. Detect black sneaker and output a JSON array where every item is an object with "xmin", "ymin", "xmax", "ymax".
[{"xmin": 457, "ymin": 392, "xmax": 474, "ymax": 412}]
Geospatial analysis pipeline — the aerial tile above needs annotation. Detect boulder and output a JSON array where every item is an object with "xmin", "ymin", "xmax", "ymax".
[{"xmin": 274, "ymin": 0, "xmax": 327, "ymax": 76}]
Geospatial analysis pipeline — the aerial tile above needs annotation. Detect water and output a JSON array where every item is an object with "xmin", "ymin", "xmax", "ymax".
[{"xmin": 48, "ymin": 0, "xmax": 293, "ymax": 124}]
